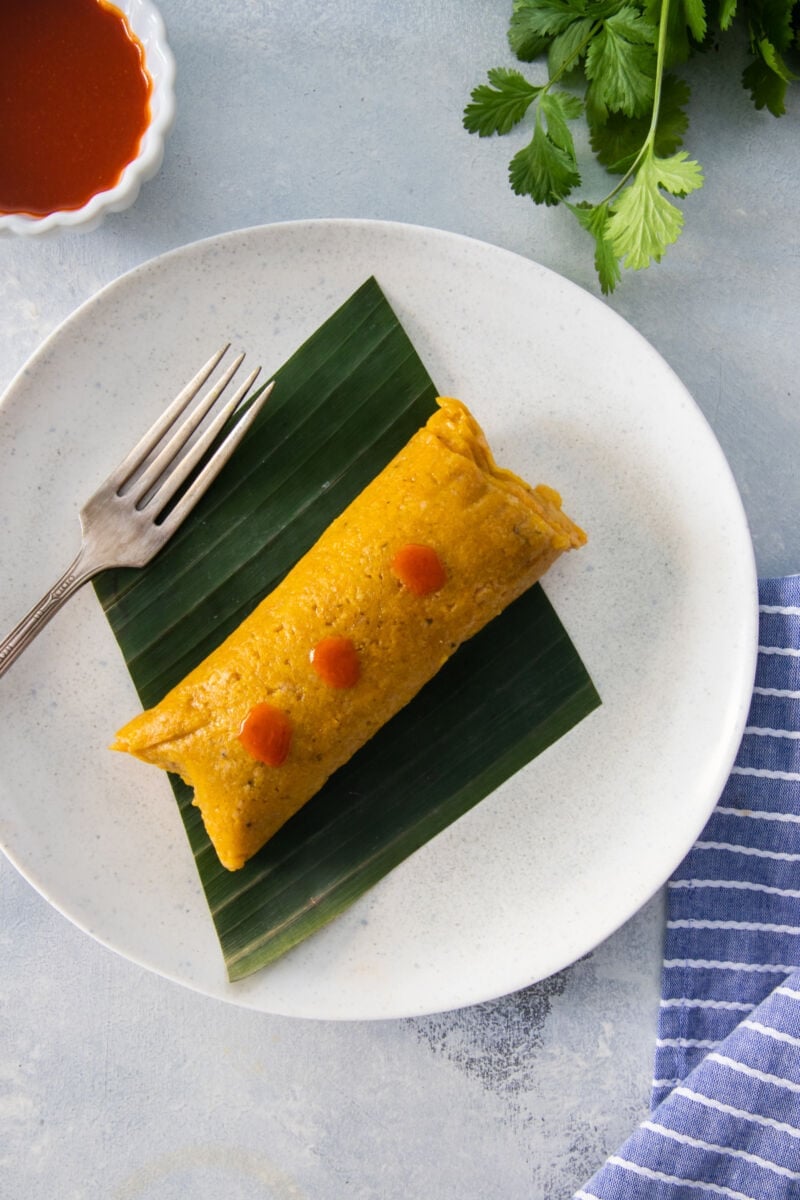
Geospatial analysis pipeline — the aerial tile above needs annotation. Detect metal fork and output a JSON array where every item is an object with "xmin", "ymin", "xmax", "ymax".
[{"xmin": 0, "ymin": 347, "xmax": 274, "ymax": 679}]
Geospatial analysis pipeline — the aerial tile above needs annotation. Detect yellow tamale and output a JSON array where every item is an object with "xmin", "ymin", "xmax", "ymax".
[{"xmin": 111, "ymin": 398, "xmax": 586, "ymax": 870}]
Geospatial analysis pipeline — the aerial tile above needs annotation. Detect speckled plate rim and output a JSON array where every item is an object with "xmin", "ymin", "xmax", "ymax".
[{"xmin": 0, "ymin": 219, "xmax": 758, "ymax": 1019}]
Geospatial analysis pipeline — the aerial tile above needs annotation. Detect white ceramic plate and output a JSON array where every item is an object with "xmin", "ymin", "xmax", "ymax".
[{"xmin": 0, "ymin": 220, "xmax": 758, "ymax": 1019}]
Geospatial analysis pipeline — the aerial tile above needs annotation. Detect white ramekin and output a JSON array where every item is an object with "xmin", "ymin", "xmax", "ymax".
[{"xmin": 0, "ymin": 0, "xmax": 176, "ymax": 237}]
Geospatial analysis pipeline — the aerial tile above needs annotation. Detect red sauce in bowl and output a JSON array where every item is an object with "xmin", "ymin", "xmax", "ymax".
[{"xmin": 0, "ymin": 0, "xmax": 152, "ymax": 217}]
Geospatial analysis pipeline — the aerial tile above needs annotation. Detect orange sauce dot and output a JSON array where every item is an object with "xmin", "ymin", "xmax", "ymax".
[
  {"xmin": 310, "ymin": 636, "xmax": 361, "ymax": 689},
  {"xmin": 390, "ymin": 544, "xmax": 447, "ymax": 597},
  {"xmin": 238, "ymin": 703, "xmax": 292, "ymax": 767}
]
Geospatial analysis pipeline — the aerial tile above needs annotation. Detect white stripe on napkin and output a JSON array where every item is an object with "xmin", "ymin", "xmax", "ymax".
[
  {"xmin": 672, "ymin": 1088, "xmax": 800, "ymax": 1137},
  {"xmin": 669, "ymin": 879, "xmax": 800, "ymax": 898},
  {"xmin": 705, "ymin": 1050, "xmax": 800, "ymax": 1092}
]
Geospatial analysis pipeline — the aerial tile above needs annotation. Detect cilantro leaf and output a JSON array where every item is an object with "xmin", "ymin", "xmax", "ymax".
[
  {"xmin": 584, "ymin": 79, "xmax": 610, "ymax": 126},
  {"xmin": 760, "ymin": 33, "xmax": 796, "ymax": 72},
  {"xmin": 742, "ymin": 0, "xmax": 798, "ymax": 115},
  {"xmin": 568, "ymin": 201, "xmax": 622, "ymax": 293},
  {"xmin": 719, "ymin": 0, "xmax": 738, "ymax": 29},
  {"xmin": 604, "ymin": 4, "xmax": 660, "ymax": 43},
  {"xmin": 541, "ymin": 88, "xmax": 585, "ymax": 143},
  {"xmin": 652, "ymin": 149, "xmax": 704, "ymax": 194},
  {"xmin": 509, "ymin": 93, "xmax": 582, "ymax": 204},
  {"xmin": 464, "ymin": 68, "xmax": 541, "ymax": 136},
  {"xmin": 682, "ymin": 0, "xmax": 707, "ymax": 43},
  {"xmin": 547, "ymin": 16, "xmax": 598, "ymax": 75},
  {"xmin": 509, "ymin": 0, "xmax": 590, "ymax": 57},
  {"xmin": 509, "ymin": 15, "xmax": 552, "ymax": 61},
  {"xmin": 589, "ymin": 74, "xmax": 690, "ymax": 173},
  {"xmin": 750, "ymin": 0, "xmax": 796, "ymax": 53},
  {"xmin": 605, "ymin": 151, "xmax": 703, "ymax": 269},
  {"xmin": 585, "ymin": 7, "xmax": 658, "ymax": 116},
  {"xmin": 606, "ymin": 168, "xmax": 682, "ymax": 269},
  {"xmin": 509, "ymin": 131, "xmax": 580, "ymax": 205},
  {"xmin": 742, "ymin": 53, "xmax": 790, "ymax": 114}
]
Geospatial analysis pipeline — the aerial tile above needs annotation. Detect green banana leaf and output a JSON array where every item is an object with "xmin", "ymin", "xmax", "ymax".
[{"xmin": 95, "ymin": 277, "xmax": 600, "ymax": 981}]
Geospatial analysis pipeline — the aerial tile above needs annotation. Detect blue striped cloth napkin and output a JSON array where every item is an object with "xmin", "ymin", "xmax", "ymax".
[{"xmin": 575, "ymin": 577, "xmax": 800, "ymax": 1199}]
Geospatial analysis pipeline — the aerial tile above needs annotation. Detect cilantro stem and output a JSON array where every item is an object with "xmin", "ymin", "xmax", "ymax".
[
  {"xmin": 646, "ymin": 0, "xmax": 671, "ymax": 141},
  {"xmin": 597, "ymin": 0, "xmax": 672, "ymax": 204}
]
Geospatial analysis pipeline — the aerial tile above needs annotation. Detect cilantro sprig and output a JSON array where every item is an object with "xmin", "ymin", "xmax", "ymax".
[{"xmin": 465, "ymin": 0, "xmax": 798, "ymax": 291}]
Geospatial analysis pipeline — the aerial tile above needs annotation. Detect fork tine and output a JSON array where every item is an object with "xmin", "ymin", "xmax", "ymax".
[
  {"xmin": 155, "ymin": 379, "xmax": 275, "ymax": 538},
  {"xmin": 145, "ymin": 366, "xmax": 263, "ymax": 515},
  {"xmin": 126, "ymin": 351, "xmax": 246, "ymax": 504},
  {"xmin": 112, "ymin": 345, "xmax": 230, "ymax": 488}
]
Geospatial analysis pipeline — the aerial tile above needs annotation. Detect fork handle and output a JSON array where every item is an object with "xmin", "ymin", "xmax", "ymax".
[{"xmin": 0, "ymin": 550, "xmax": 97, "ymax": 680}]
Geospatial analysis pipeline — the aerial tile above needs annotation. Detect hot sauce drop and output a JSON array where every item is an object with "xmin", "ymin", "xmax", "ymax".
[
  {"xmin": 238, "ymin": 703, "xmax": 293, "ymax": 767},
  {"xmin": 390, "ymin": 544, "xmax": 447, "ymax": 597},
  {"xmin": 0, "ymin": 0, "xmax": 152, "ymax": 216},
  {"xmin": 310, "ymin": 636, "xmax": 361, "ymax": 689}
]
